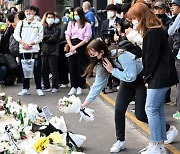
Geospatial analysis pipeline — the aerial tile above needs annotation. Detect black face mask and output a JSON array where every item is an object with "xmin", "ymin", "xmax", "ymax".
[
  {"xmin": 156, "ymin": 14, "xmax": 164, "ymax": 19},
  {"xmin": 90, "ymin": 57, "xmax": 102, "ymax": 63}
]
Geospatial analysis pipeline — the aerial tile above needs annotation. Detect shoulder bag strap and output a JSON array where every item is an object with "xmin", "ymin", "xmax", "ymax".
[{"xmin": 20, "ymin": 21, "xmax": 23, "ymax": 38}]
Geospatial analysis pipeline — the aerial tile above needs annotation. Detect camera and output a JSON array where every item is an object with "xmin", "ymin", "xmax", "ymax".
[{"xmin": 101, "ymin": 27, "xmax": 116, "ymax": 46}]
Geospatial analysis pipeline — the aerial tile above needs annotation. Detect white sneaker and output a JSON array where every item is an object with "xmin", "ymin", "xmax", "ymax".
[
  {"xmin": 42, "ymin": 88, "xmax": 51, "ymax": 92},
  {"xmin": 129, "ymin": 101, "xmax": 135, "ymax": 105},
  {"xmin": 68, "ymin": 87, "xmax": 76, "ymax": 96},
  {"xmin": 76, "ymin": 87, "xmax": 82, "ymax": 95},
  {"xmin": 18, "ymin": 89, "xmax": 30, "ymax": 96},
  {"xmin": 52, "ymin": 88, "xmax": 58, "ymax": 93},
  {"xmin": 60, "ymin": 84, "xmax": 68, "ymax": 88},
  {"xmin": 140, "ymin": 143, "xmax": 161, "ymax": 154},
  {"xmin": 158, "ymin": 144, "xmax": 166, "ymax": 154},
  {"xmin": 164, "ymin": 126, "xmax": 178, "ymax": 144},
  {"xmin": 110, "ymin": 140, "xmax": 125, "ymax": 153},
  {"xmin": 37, "ymin": 89, "xmax": 44, "ymax": 96}
]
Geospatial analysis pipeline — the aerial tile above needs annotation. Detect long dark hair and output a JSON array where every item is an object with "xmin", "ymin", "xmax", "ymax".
[
  {"xmin": 73, "ymin": 7, "xmax": 90, "ymax": 28},
  {"xmin": 84, "ymin": 39, "xmax": 118, "ymax": 77}
]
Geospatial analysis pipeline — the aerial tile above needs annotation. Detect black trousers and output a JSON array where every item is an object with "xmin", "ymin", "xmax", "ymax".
[
  {"xmin": 115, "ymin": 73, "xmax": 170, "ymax": 141},
  {"xmin": 41, "ymin": 55, "xmax": 59, "ymax": 89},
  {"xmin": 19, "ymin": 53, "xmax": 42, "ymax": 89},
  {"xmin": 68, "ymin": 39, "xmax": 87, "ymax": 88},
  {"xmin": 59, "ymin": 43, "xmax": 69, "ymax": 85}
]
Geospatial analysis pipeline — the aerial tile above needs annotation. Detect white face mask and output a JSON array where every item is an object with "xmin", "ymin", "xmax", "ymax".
[
  {"xmin": 132, "ymin": 19, "xmax": 139, "ymax": 29},
  {"xmin": 26, "ymin": 15, "xmax": 34, "ymax": 20},
  {"xmin": 46, "ymin": 18, "xmax": 54, "ymax": 25},
  {"xmin": 74, "ymin": 15, "xmax": 80, "ymax": 21},
  {"xmin": 54, "ymin": 18, "xmax": 60, "ymax": 24},
  {"xmin": 107, "ymin": 11, "xmax": 115, "ymax": 19}
]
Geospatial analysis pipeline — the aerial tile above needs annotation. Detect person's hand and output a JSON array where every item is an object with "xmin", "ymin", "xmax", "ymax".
[
  {"xmin": 145, "ymin": 83, "xmax": 148, "ymax": 88},
  {"xmin": 70, "ymin": 45, "xmax": 77, "ymax": 52},
  {"xmin": 103, "ymin": 58, "xmax": 113, "ymax": 73},
  {"xmin": 125, "ymin": 28, "xmax": 133, "ymax": 35},
  {"xmin": 81, "ymin": 101, "xmax": 90, "ymax": 109},
  {"xmin": 22, "ymin": 42, "xmax": 31, "ymax": 50},
  {"xmin": 28, "ymin": 41, "xmax": 35, "ymax": 46},
  {"xmin": 114, "ymin": 34, "xmax": 119, "ymax": 42}
]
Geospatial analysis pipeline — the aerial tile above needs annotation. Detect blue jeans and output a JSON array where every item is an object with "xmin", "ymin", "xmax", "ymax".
[
  {"xmin": 145, "ymin": 87, "xmax": 169, "ymax": 143},
  {"xmin": 0, "ymin": 66, "xmax": 7, "ymax": 83}
]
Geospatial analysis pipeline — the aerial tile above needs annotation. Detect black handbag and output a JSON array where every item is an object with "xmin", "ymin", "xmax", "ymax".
[
  {"xmin": 9, "ymin": 21, "xmax": 23, "ymax": 57},
  {"xmin": 0, "ymin": 53, "xmax": 7, "ymax": 66},
  {"xmin": 4, "ymin": 53, "xmax": 18, "ymax": 70}
]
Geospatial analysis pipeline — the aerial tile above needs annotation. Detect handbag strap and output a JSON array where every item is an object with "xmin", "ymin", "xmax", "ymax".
[{"xmin": 20, "ymin": 21, "xmax": 23, "ymax": 38}]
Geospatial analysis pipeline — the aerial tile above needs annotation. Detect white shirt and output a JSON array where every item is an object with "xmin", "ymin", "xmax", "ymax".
[
  {"xmin": 109, "ymin": 17, "xmax": 116, "ymax": 28},
  {"xmin": 13, "ymin": 19, "xmax": 43, "ymax": 53}
]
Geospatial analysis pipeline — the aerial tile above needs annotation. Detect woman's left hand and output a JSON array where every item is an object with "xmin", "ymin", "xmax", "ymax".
[
  {"xmin": 103, "ymin": 58, "xmax": 113, "ymax": 73},
  {"xmin": 70, "ymin": 45, "xmax": 77, "ymax": 52}
]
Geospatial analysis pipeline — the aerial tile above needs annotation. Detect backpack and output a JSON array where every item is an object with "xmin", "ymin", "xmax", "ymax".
[
  {"xmin": 118, "ymin": 40, "xmax": 142, "ymax": 59},
  {"xmin": 9, "ymin": 21, "xmax": 23, "ymax": 57}
]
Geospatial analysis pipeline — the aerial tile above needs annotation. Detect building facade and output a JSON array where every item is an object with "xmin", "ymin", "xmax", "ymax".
[{"xmin": 0, "ymin": 0, "xmax": 108, "ymax": 17}]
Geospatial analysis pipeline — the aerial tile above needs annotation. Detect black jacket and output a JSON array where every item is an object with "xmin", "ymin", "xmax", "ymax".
[
  {"xmin": 100, "ymin": 17, "xmax": 123, "ymax": 38},
  {"xmin": 0, "ymin": 25, "xmax": 14, "ymax": 54},
  {"xmin": 41, "ymin": 24, "xmax": 61, "ymax": 56},
  {"xmin": 142, "ymin": 28, "xmax": 178, "ymax": 88},
  {"xmin": 59, "ymin": 24, "xmax": 67, "ymax": 44},
  {"xmin": 162, "ymin": 14, "xmax": 172, "ymax": 32}
]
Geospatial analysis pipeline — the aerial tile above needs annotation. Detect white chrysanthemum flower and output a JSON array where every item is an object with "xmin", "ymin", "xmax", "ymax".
[{"xmin": 11, "ymin": 128, "xmax": 20, "ymax": 140}]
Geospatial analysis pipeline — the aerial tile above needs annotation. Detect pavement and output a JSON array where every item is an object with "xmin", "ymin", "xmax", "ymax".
[
  {"xmin": 86, "ymin": 77, "xmax": 180, "ymax": 154},
  {"xmin": 0, "ymin": 77, "xmax": 180, "ymax": 154}
]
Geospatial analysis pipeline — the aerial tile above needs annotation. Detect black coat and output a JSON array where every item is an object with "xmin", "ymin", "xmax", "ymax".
[
  {"xmin": 100, "ymin": 17, "xmax": 123, "ymax": 38},
  {"xmin": 59, "ymin": 24, "xmax": 67, "ymax": 43},
  {"xmin": 162, "ymin": 14, "xmax": 172, "ymax": 32},
  {"xmin": 41, "ymin": 24, "xmax": 61, "ymax": 56},
  {"xmin": 0, "ymin": 25, "xmax": 14, "ymax": 54},
  {"xmin": 142, "ymin": 28, "xmax": 178, "ymax": 88}
]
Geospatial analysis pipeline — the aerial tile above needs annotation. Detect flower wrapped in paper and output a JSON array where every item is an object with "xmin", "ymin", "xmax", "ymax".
[
  {"xmin": 58, "ymin": 95, "xmax": 81, "ymax": 113},
  {"xmin": 33, "ymin": 132, "xmax": 67, "ymax": 153},
  {"xmin": 41, "ymin": 144, "xmax": 68, "ymax": 154},
  {"xmin": 79, "ymin": 108, "xmax": 94, "ymax": 122},
  {"xmin": 49, "ymin": 116, "xmax": 67, "ymax": 133},
  {"xmin": 68, "ymin": 132, "xmax": 86, "ymax": 147}
]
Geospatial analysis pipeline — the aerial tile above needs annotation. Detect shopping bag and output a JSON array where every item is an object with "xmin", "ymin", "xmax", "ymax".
[{"xmin": 21, "ymin": 53, "xmax": 35, "ymax": 78}]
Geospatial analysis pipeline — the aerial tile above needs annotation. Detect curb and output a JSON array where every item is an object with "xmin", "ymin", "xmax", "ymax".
[{"xmin": 86, "ymin": 81, "xmax": 180, "ymax": 154}]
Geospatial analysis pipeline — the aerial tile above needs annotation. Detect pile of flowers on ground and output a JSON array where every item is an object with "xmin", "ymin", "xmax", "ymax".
[{"xmin": 0, "ymin": 92, "xmax": 85, "ymax": 154}]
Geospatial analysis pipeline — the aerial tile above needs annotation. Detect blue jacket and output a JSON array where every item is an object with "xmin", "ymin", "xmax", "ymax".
[{"xmin": 85, "ymin": 50, "xmax": 143, "ymax": 103}]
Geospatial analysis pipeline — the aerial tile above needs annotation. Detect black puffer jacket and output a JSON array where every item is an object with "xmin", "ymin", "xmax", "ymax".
[{"xmin": 41, "ymin": 24, "xmax": 61, "ymax": 56}]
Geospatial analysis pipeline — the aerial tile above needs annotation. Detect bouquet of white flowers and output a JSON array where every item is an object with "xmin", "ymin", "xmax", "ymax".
[
  {"xmin": 79, "ymin": 108, "xmax": 94, "ymax": 122},
  {"xmin": 58, "ymin": 95, "xmax": 81, "ymax": 114}
]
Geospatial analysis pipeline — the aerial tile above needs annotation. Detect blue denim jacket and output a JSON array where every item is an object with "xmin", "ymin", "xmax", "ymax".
[{"xmin": 85, "ymin": 50, "xmax": 143, "ymax": 103}]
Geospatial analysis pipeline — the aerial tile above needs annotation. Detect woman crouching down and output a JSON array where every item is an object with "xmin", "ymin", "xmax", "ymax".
[{"xmin": 81, "ymin": 39, "xmax": 148, "ymax": 153}]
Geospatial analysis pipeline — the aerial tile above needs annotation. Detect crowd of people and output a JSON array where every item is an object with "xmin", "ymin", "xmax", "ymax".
[{"xmin": 0, "ymin": 0, "xmax": 179, "ymax": 153}]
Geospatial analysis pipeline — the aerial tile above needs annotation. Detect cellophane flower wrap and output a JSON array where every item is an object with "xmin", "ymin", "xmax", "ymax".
[{"xmin": 58, "ymin": 95, "xmax": 81, "ymax": 113}]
